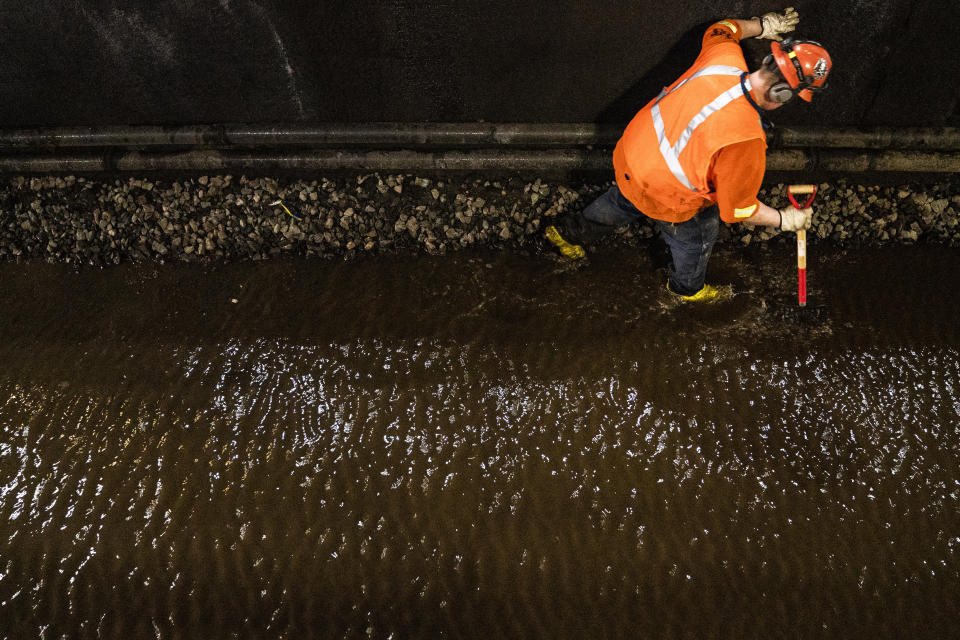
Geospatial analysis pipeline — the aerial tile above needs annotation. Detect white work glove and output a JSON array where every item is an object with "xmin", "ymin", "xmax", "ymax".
[
  {"xmin": 754, "ymin": 7, "xmax": 800, "ymax": 41},
  {"xmin": 778, "ymin": 205, "xmax": 812, "ymax": 231}
]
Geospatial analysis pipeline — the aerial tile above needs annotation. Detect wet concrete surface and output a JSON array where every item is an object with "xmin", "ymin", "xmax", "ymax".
[
  {"xmin": 2, "ymin": 2, "xmax": 956, "ymax": 127},
  {"xmin": 0, "ymin": 244, "xmax": 958, "ymax": 638}
]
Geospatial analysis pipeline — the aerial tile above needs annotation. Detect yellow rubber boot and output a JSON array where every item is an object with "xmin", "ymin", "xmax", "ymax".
[
  {"xmin": 544, "ymin": 225, "xmax": 586, "ymax": 260},
  {"xmin": 667, "ymin": 283, "xmax": 721, "ymax": 302}
]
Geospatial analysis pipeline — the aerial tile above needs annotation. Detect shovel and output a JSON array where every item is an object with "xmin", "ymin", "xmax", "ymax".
[{"xmin": 787, "ymin": 184, "xmax": 817, "ymax": 307}]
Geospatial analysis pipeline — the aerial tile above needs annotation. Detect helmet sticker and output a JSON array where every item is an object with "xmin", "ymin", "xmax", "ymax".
[{"xmin": 813, "ymin": 58, "xmax": 829, "ymax": 79}]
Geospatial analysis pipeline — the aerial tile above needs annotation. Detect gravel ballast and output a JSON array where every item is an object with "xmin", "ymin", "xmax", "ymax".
[{"xmin": 1, "ymin": 174, "xmax": 958, "ymax": 264}]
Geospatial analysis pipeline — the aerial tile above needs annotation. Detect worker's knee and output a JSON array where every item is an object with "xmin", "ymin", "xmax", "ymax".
[{"xmin": 582, "ymin": 185, "xmax": 644, "ymax": 227}]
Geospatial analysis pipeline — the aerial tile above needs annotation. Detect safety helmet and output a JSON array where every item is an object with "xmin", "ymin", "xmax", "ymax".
[{"xmin": 765, "ymin": 38, "xmax": 832, "ymax": 102}]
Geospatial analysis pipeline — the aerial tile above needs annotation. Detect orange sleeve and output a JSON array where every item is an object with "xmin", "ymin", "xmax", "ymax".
[
  {"xmin": 701, "ymin": 20, "xmax": 744, "ymax": 49},
  {"xmin": 708, "ymin": 139, "xmax": 766, "ymax": 223}
]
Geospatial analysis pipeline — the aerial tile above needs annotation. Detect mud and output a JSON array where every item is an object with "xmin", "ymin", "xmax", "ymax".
[{"xmin": 2, "ymin": 246, "xmax": 959, "ymax": 638}]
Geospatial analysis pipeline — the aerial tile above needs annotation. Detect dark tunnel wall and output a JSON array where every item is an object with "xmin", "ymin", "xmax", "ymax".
[{"xmin": 0, "ymin": 1, "xmax": 957, "ymax": 128}]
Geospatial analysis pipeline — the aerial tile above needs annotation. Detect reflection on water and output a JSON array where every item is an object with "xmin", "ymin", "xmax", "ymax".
[{"xmin": 0, "ymin": 245, "xmax": 958, "ymax": 638}]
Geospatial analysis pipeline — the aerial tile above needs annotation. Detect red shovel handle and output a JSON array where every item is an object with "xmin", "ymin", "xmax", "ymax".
[
  {"xmin": 788, "ymin": 185, "xmax": 817, "ymax": 308},
  {"xmin": 788, "ymin": 184, "xmax": 817, "ymax": 210}
]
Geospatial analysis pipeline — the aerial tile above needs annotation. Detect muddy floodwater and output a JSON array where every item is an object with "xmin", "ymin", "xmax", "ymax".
[{"xmin": 1, "ymin": 243, "xmax": 958, "ymax": 638}]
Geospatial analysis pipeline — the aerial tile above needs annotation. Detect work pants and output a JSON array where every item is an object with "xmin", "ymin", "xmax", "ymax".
[{"xmin": 561, "ymin": 185, "xmax": 719, "ymax": 296}]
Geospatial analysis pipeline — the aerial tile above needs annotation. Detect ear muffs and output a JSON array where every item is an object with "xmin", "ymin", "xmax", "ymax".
[
  {"xmin": 763, "ymin": 54, "xmax": 797, "ymax": 103},
  {"xmin": 769, "ymin": 82, "xmax": 797, "ymax": 103}
]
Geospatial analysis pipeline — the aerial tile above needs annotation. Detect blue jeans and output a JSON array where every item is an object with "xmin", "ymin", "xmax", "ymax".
[{"xmin": 581, "ymin": 185, "xmax": 719, "ymax": 296}]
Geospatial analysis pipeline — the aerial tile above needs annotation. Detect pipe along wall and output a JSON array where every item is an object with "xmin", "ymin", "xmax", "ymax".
[{"xmin": 0, "ymin": 124, "xmax": 958, "ymax": 174}]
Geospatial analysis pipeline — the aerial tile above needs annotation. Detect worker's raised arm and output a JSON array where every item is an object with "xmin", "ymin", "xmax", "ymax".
[{"xmin": 733, "ymin": 7, "xmax": 799, "ymax": 41}]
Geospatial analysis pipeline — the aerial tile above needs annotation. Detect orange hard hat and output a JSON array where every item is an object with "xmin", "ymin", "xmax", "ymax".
[{"xmin": 769, "ymin": 39, "xmax": 832, "ymax": 102}]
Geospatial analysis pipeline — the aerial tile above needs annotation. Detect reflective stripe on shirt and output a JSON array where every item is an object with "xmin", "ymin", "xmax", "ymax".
[{"xmin": 651, "ymin": 66, "xmax": 749, "ymax": 192}]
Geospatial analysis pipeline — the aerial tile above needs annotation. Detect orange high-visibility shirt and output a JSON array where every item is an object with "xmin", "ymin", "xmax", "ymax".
[{"xmin": 613, "ymin": 20, "xmax": 767, "ymax": 224}]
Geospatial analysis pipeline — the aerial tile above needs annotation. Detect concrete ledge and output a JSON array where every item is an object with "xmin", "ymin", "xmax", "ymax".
[
  {"xmin": 1, "ymin": 124, "xmax": 959, "ymax": 150},
  {"xmin": 0, "ymin": 149, "xmax": 959, "ymax": 175}
]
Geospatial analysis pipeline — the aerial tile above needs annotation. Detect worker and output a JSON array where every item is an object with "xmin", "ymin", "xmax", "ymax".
[{"xmin": 545, "ymin": 8, "xmax": 832, "ymax": 302}]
